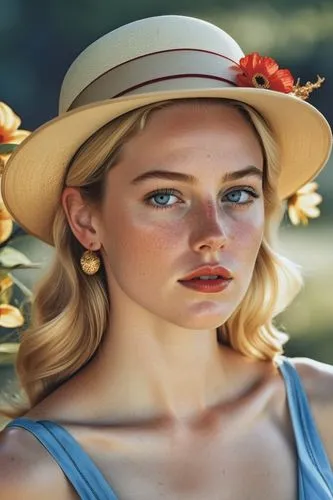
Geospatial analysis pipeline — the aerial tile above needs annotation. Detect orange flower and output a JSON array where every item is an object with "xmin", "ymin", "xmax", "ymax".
[
  {"xmin": 287, "ymin": 182, "xmax": 322, "ymax": 225},
  {"xmin": 0, "ymin": 101, "xmax": 30, "ymax": 167},
  {"xmin": 233, "ymin": 52, "xmax": 294, "ymax": 93}
]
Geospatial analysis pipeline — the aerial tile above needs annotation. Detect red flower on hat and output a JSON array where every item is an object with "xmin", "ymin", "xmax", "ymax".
[{"xmin": 233, "ymin": 52, "xmax": 294, "ymax": 93}]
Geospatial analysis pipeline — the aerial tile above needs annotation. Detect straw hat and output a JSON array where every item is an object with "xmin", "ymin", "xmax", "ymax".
[{"xmin": 1, "ymin": 15, "xmax": 332, "ymax": 246}]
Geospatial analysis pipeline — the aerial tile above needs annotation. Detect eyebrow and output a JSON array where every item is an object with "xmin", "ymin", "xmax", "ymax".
[{"xmin": 130, "ymin": 166, "xmax": 263, "ymax": 186}]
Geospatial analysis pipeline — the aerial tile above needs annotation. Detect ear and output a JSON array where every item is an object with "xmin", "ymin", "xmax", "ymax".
[{"xmin": 61, "ymin": 187, "xmax": 101, "ymax": 250}]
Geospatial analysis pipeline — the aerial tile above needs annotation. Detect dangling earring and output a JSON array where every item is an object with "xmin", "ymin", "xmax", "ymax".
[{"xmin": 80, "ymin": 248, "xmax": 101, "ymax": 275}]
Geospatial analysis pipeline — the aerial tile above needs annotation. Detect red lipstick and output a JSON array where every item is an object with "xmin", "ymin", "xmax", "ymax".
[
  {"xmin": 179, "ymin": 265, "xmax": 233, "ymax": 281},
  {"xmin": 178, "ymin": 265, "xmax": 233, "ymax": 293}
]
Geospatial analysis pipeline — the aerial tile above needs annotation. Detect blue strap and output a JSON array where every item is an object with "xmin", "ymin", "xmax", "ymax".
[
  {"xmin": 6, "ymin": 417, "xmax": 118, "ymax": 500},
  {"xmin": 278, "ymin": 357, "xmax": 333, "ymax": 498}
]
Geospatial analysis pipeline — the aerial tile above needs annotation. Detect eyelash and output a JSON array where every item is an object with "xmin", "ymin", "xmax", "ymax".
[{"xmin": 143, "ymin": 187, "xmax": 260, "ymax": 210}]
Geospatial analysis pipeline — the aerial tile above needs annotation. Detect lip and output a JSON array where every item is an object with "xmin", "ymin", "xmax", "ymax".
[
  {"xmin": 179, "ymin": 264, "xmax": 233, "ymax": 281},
  {"xmin": 179, "ymin": 278, "xmax": 232, "ymax": 294}
]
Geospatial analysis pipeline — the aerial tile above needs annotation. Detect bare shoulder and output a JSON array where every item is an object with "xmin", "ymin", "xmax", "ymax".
[
  {"xmin": 289, "ymin": 356, "xmax": 333, "ymax": 464},
  {"xmin": 0, "ymin": 423, "xmax": 78, "ymax": 499},
  {"xmin": 290, "ymin": 356, "xmax": 333, "ymax": 401}
]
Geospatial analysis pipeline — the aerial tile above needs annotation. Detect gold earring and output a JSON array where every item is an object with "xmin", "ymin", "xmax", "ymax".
[{"xmin": 80, "ymin": 249, "xmax": 101, "ymax": 275}]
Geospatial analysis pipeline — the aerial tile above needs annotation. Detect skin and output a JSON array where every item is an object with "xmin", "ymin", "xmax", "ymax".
[
  {"xmin": 60, "ymin": 101, "xmax": 265, "ymax": 423},
  {"xmin": 1, "ymin": 102, "xmax": 333, "ymax": 499}
]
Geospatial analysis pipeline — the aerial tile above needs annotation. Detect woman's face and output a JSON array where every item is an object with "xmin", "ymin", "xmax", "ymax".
[{"xmin": 97, "ymin": 102, "xmax": 265, "ymax": 330}]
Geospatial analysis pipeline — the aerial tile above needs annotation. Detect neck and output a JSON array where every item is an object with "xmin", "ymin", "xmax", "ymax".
[{"xmin": 83, "ymin": 303, "xmax": 260, "ymax": 426}]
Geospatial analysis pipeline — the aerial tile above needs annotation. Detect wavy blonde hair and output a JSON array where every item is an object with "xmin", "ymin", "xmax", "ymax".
[{"xmin": 1, "ymin": 98, "xmax": 302, "ymax": 418}]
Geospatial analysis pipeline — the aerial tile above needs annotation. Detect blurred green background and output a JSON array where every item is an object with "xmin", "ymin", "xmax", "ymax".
[{"xmin": 0, "ymin": 0, "xmax": 332, "ymax": 411}]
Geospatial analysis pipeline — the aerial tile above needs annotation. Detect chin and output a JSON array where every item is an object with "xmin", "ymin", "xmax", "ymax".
[{"xmin": 172, "ymin": 306, "xmax": 236, "ymax": 331}]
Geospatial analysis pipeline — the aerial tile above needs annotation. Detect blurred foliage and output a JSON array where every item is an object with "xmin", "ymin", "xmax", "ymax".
[{"xmin": 0, "ymin": 103, "xmax": 42, "ymax": 366}]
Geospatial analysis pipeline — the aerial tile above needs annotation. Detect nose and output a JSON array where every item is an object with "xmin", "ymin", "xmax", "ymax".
[{"xmin": 190, "ymin": 200, "xmax": 229, "ymax": 253}]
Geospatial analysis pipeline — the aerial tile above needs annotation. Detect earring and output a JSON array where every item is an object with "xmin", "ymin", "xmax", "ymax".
[{"xmin": 80, "ymin": 249, "xmax": 101, "ymax": 275}]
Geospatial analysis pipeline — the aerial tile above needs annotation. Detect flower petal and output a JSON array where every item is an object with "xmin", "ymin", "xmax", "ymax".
[
  {"xmin": 297, "ymin": 182, "xmax": 318, "ymax": 195},
  {"xmin": 0, "ymin": 304, "xmax": 24, "ymax": 328},
  {"xmin": 287, "ymin": 205, "xmax": 300, "ymax": 225},
  {"xmin": 0, "ymin": 201, "xmax": 12, "ymax": 221},
  {"xmin": 301, "ymin": 206, "xmax": 321, "ymax": 218},
  {"xmin": 299, "ymin": 213, "xmax": 309, "ymax": 225},
  {"xmin": 273, "ymin": 69, "xmax": 294, "ymax": 92},
  {"xmin": 239, "ymin": 52, "xmax": 261, "ymax": 73},
  {"xmin": 0, "ymin": 102, "xmax": 21, "ymax": 138},
  {"xmin": 0, "ymin": 131, "xmax": 30, "ymax": 166},
  {"xmin": 235, "ymin": 73, "xmax": 253, "ymax": 87},
  {"xmin": 299, "ymin": 193, "xmax": 322, "ymax": 207},
  {"xmin": 7, "ymin": 130, "xmax": 30, "ymax": 144},
  {"xmin": 0, "ymin": 275, "xmax": 13, "ymax": 294},
  {"xmin": 260, "ymin": 56, "xmax": 279, "ymax": 76},
  {"xmin": 0, "ymin": 218, "xmax": 13, "ymax": 243}
]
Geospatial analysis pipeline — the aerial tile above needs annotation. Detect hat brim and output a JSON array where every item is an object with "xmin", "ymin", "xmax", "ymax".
[{"xmin": 1, "ymin": 87, "xmax": 332, "ymax": 246}]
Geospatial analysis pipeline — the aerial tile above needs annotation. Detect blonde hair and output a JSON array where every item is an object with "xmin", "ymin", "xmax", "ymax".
[{"xmin": 1, "ymin": 98, "xmax": 302, "ymax": 418}]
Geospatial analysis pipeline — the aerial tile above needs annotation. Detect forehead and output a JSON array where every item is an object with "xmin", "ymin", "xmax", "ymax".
[
  {"xmin": 142, "ymin": 100, "xmax": 255, "ymax": 136},
  {"xmin": 119, "ymin": 101, "xmax": 263, "ymax": 171}
]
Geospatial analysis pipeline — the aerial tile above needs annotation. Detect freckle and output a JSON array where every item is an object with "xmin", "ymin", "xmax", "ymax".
[{"xmin": 206, "ymin": 200, "xmax": 215, "ymax": 218}]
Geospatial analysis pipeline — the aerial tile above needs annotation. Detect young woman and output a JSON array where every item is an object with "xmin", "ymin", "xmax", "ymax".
[{"xmin": 0, "ymin": 15, "xmax": 332, "ymax": 500}]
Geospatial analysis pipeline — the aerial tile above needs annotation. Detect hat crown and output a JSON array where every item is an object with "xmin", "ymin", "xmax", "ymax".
[{"xmin": 59, "ymin": 15, "xmax": 244, "ymax": 113}]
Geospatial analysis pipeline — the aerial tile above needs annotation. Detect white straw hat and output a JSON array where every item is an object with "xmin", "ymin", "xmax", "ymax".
[{"xmin": 1, "ymin": 15, "xmax": 332, "ymax": 246}]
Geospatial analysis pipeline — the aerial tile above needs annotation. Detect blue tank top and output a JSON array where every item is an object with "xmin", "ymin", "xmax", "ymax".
[{"xmin": 4, "ymin": 356, "xmax": 333, "ymax": 499}]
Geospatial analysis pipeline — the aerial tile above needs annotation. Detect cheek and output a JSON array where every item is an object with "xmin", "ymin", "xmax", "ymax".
[
  {"xmin": 229, "ymin": 206, "xmax": 265, "ymax": 261},
  {"xmin": 103, "ymin": 206, "xmax": 185, "ymax": 273},
  {"xmin": 226, "ymin": 214, "xmax": 264, "ymax": 301},
  {"xmin": 234, "ymin": 217, "xmax": 264, "ymax": 246}
]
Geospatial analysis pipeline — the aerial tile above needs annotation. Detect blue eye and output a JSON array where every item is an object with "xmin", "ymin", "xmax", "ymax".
[
  {"xmin": 144, "ymin": 188, "xmax": 181, "ymax": 210},
  {"xmin": 144, "ymin": 187, "xmax": 259, "ymax": 210},
  {"xmin": 224, "ymin": 189, "xmax": 258, "ymax": 205}
]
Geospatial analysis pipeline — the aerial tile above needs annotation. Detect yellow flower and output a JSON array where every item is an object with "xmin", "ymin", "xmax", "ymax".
[
  {"xmin": 0, "ymin": 101, "xmax": 30, "ymax": 167},
  {"xmin": 0, "ymin": 304, "xmax": 24, "ymax": 328},
  {"xmin": 0, "ymin": 275, "xmax": 13, "ymax": 295},
  {"xmin": 287, "ymin": 182, "xmax": 322, "ymax": 225},
  {"xmin": 0, "ymin": 103, "xmax": 31, "ymax": 332},
  {"xmin": 0, "ymin": 102, "xmax": 30, "ymax": 242},
  {"xmin": 0, "ymin": 171, "xmax": 14, "ymax": 243},
  {"xmin": 0, "ymin": 186, "xmax": 13, "ymax": 243}
]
